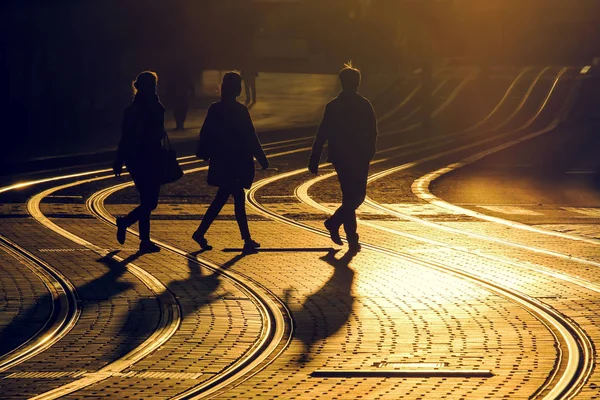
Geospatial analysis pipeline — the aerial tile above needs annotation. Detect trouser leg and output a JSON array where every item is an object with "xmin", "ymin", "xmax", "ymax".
[
  {"xmin": 197, "ymin": 187, "xmax": 230, "ymax": 235},
  {"xmin": 328, "ymin": 205, "xmax": 345, "ymax": 229},
  {"xmin": 123, "ymin": 206, "xmax": 142, "ymax": 227},
  {"xmin": 340, "ymin": 186, "xmax": 365, "ymax": 240},
  {"xmin": 138, "ymin": 181, "xmax": 161, "ymax": 241},
  {"xmin": 327, "ymin": 166, "xmax": 350, "ymax": 230},
  {"xmin": 334, "ymin": 163, "xmax": 369, "ymax": 242},
  {"xmin": 122, "ymin": 178, "xmax": 160, "ymax": 241},
  {"xmin": 231, "ymin": 186, "xmax": 251, "ymax": 240},
  {"xmin": 174, "ymin": 106, "xmax": 188, "ymax": 129}
]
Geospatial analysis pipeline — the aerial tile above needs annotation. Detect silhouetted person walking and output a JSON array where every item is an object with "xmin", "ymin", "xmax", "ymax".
[
  {"xmin": 113, "ymin": 71, "xmax": 164, "ymax": 254},
  {"xmin": 240, "ymin": 63, "xmax": 258, "ymax": 105},
  {"xmin": 193, "ymin": 71, "xmax": 269, "ymax": 253},
  {"xmin": 308, "ymin": 64, "xmax": 378, "ymax": 252}
]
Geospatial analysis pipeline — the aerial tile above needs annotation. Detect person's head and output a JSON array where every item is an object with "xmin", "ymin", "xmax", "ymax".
[
  {"xmin": 221, "ymin": 71, "xmax": 242, "ymax": 99},
  {"xmin": 132, "ymin": 71, "xmax": 158, "ymax": 96},
  {"xmin": 339, "ymin": 62, "xmax": 361, "ymax": 92}
]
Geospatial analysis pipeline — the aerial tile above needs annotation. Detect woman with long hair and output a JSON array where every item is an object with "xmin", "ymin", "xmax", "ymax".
[
  {"xmin": 193, "ymin": 71, "xmax": 269, "ymax": 253},
  {"xmin": 113, "ymin": 71, "xmax": 165, "ymax": 254}
]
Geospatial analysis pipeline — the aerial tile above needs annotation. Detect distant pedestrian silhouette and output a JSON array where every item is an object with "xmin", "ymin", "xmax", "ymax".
[
  {"xmin": 113, "ymin": 71, "xmax": 165, "ymax": 254},
  {"xmin": 308, "ymin": 63, "xmax": 378, "ymax": 252},
  {"xmin": 193, "ymin": 71, "xmax": 269, "ymax": 253},
  {"xmin": 168, "ymin": 68, "xmax": 195, "ymax": 130},
  {"xmin": 240, "ymin": 62, "xmax": 259, "ymax": 105}
]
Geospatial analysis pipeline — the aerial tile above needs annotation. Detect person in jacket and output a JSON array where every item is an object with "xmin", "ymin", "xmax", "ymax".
[
  {"xmin": 193, "ymin": 71, "xmax": 269, "ymax": 253},
  {"xmin": 113, "ymin": 71, "xmax": 164, "ymax": 254},
  {"xmin": 308, "ymin": 63, "xmax": 378, "ymax": 252}
]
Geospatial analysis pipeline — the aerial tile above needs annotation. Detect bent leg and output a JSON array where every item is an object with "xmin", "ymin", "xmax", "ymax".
[
  {"xmin": 197, "ymin": 187, "xmax": 230, "ymax": 236},
  {"xmin": 336, "ymin": 163, "xmax": 369, "ymax": 242},
  {"xmin": 122, "ymin": 205, "xmax": 142, "ymax": 228},
  {"xmin": 138, "ymin": 181, "xmax": 161, "ymax": 241},
  {"xmin": 231, "ymin": 186, "xmax": 251, "ymax": 240},
  {"xmin": 122, "ymin": 176, "xmax": 160, "ymax": 241}
]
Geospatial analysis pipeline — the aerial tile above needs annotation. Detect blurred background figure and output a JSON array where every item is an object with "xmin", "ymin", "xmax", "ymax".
[
  {"xmin": 240, "ymin": 60, "xmax": 259, "ymax": 105},
  {"xmin": 167, "ymin": 66, "xmax": 195, "ymax": 130}
]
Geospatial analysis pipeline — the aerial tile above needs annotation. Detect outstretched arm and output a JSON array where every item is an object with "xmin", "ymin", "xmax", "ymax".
[
  {"xmin": 308, "ymin": 104, "xmax": 331, "ymax": 174},
  {"xmin": 114, "ymin": 109, "xmax": 133, "ymax": 176},
  {"xmin": 196, "ymin": 105, "xmax": 215, "ymax": 161},
  {"xmin": 244, "ymin": 107, "xmax": 269, "ymax": 169},
  {"xmin": 366, "ymin": 102, "xmax": 378, "ymax": 160}
]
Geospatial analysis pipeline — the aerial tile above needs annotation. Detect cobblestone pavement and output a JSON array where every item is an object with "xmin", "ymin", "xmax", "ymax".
[{"xmin": 2, "ymin": 69, "xmax": 599, "ymax": 399}]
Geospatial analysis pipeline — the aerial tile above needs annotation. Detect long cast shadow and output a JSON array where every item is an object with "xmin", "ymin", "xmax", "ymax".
[
  {"xmin": 0, "ymin": 251, "xmax": 137, "ymax": 359},
  {"xmin": 222, "ymin": 247, "xmax": 336, "ymax": 253},
  {"xmin": 284, "ymin": 249, "xmax": 357, "ymax": 363},
  {"xmin": 0, "ymin": 250, "xmax": 247, "ymax": 368},
  {"xmin": 115, "ymin": 251, "xmax": 246, "ymax": 361}
]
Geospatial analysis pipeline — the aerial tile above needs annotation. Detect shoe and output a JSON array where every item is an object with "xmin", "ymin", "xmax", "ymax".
[
  {"xmin": 242, "ymin": 239, "xmax": 261, "ymax": 254},
  {"xmin": 348, "ymin": 235, "xmax": 361, "ymax": 253},
  {"xmin": 116, "ymin": 217, "xmax": 127, "ymax": 245},
  {"xmin": 139, "ymin": 240, "xmax": 161, "ymax": 254},
  {"xmin": 192, "ymin": 231, "xmax": 212, "ymax": 250},
  {"xmin": 348, "ymin": 242, "xmax": 361, "ymax": 253},
  {"xmin": 324, "ymin": 220, "xmax": 343, "ymax": 245}
]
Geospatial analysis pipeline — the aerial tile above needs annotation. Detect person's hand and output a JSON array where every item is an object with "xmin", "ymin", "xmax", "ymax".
[
  {"xmin": 113, "ymin": 160, "xmax": 123, "ymax": 177},
  {"xmin": 308, "ymin": 161, "xmax": 318, "ymax": 175}
]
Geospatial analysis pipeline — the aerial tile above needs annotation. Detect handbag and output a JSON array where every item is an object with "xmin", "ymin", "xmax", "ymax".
[{"xmin": 160, "ymin": 133, "xmax": 184, "ymax": 184}]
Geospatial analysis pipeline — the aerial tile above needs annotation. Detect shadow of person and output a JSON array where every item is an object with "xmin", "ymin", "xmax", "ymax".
[
  {"xmin": 0, "ymin": 250, "xmax": 137, "ymax": 358},
  {"xmin": 284, "ymin": 248, "xmax": 357, "ymax": 364},
  {"xmin": 0, "ymin": 249, "xmax": 249, "ymax": 369},
  {"xmin": 113, "ymin": 251, "xmax": 246, "ymax": 362}
]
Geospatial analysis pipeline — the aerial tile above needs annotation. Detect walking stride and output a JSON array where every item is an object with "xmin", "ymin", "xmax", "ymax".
[
  {"xmin": 193, "ymin": 71, "xmax": 269, "ymax": 253},
  {"xmin": 308, "ymin": 63, "xmax": 378, "ymax": 252},
  {"xmin": 114, "ymin": 71, "xmax": 167, "ymax": 254}
]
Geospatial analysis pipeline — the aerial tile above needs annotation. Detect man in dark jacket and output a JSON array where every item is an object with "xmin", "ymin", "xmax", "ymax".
[{"xmin": 308, "ymin": 64, "xmax": 378, "ymax": 252}]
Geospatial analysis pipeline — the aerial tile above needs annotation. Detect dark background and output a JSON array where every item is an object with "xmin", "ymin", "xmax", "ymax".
[{"xmin": 2, "ymin": 0, "xmax": 599, "ymax": 170}]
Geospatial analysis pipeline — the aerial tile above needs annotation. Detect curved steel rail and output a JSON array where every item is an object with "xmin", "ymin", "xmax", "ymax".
[
  {"xmin": 412, "ymin": 86, "xmax": 600, "ymax": 246},
  {"xmin": 377, "ymin": 81, "xmax": 422, "ymax": 123},
  {"xmin": 26, "ymin": 184, "xmax": 182, "ymax": 400},
  {"xmin": 0, "ymin": 66, "xmax": 539, "ymax": 397},
  {"xmin": 0, "ymin": 137, "xmax": 312, "ymax": 398},
  {"xmin": 489, "ymin": 67, "xmax": 551, "ymax": 132},
  {"xmin": 87, "ymin": 179, "xmax": 292, "ymax": 400},
  {"xmin": 246, "ymin": 161, "xmax": 592, "ymax": 400},
  {"xmin": 381, "ymin": 78, "xmax": 449, "ymax": 127},
  {"xmin": 295, "ymin": 68, "xmax": 566, "ymax": 231},
  {"xmin": 73, "ymin": 79, "xmax": 477, "ymax": 395},
  {"xmin": 355, "ymin": 69, "xmax": 600, "ymax": 268},
  {"xmin": 21, "ymin": 142, "xmax": 309, "ymax": 398},
  {"xmin": 250, "ymin": 66, "xmax": 593, "ymax": 399},
  {"xmin": 0, "ymin": 235, "xmax": 80, "ymax": 373}
]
